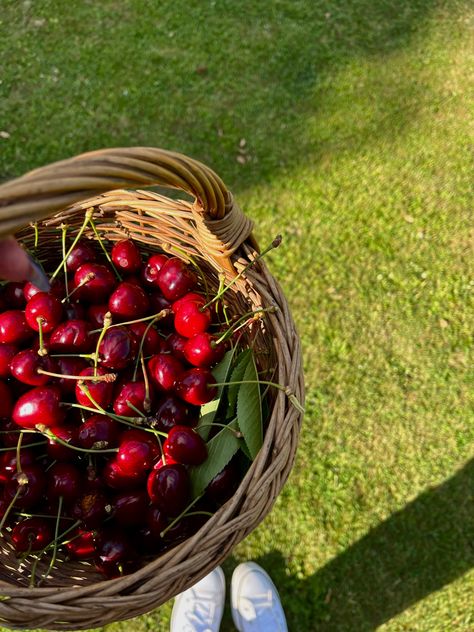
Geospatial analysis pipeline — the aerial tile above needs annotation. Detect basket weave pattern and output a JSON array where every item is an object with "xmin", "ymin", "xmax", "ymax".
[{"xmin": 0, "ymin": 148, "xmax": 304, "ymax": 630}]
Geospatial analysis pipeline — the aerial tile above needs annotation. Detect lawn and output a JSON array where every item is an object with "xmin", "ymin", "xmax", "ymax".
[{"xmin": 0, "ymin": 0, "xmax": 473, "ymax": 630}]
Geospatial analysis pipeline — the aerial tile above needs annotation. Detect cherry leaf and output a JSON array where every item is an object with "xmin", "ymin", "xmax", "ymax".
[
  {"xmin": 226, "ymin": 349, "xmax": 252, "ymax": 418},
  {"xmin": 198, "ymin": 348, "xmax": 236, "ymax": 440},
  {"xmin": 236, "ymin": 352, "xmax": 262, "ymax": 459}
]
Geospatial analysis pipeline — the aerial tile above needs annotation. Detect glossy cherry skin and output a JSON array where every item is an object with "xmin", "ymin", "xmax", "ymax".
[
  {"xmin": 174, "ymin": 301, "xmax": 211, "ymax": 338},
  {"xmin": 66, "ymin": 240, "xmax": 97, "ymax": 271},
  {"xmin": 163, "ymin": 425, "xmax": 207, "ymax": 465},
  {"xmin": 71, "ymin": 491, "xmax": 112, "ymax": 528},
  {"xmin": 12, "ymin": 386, "xmax": 65, "ymax": 430},
  {"xmin": 77, "ymin": 415, "xmax": 121, "ymax": 450},
  {"xmin": 204, "ymin": 459, "xmax": 241, "ymax": 507},
  {"xmin": 4, "ymin": 464, "xmax": 46, "ymax": 509},
  {"xmin": 151, "ymin": 395, "xmax": 198, "ymax": 432},
  {"xmin": 98, "ymin": 327, "xmax": 136, "ymax": 370},
  {"xmin": 0, "ymin": 380, "xmax": 12, "ymax": 417},
  {"xmin": 74, "ymin": 263, "xmax": 116, "ymax": 303},
  {"xmin": 0, "ymin": 343, "xmax": 16, "ymax": 378},
  {"xmin": 113, "ymin": 490, "xmax": 148, "ymax": 526},
  {"xmin": 25, "ymin": 292, "xmax": 63, "ymax": 333},
  {"xmin": 63, "ymin": 300, "xmax": 86, "ymax": 321},
  {"xmin": 166, "ymin": 332, "xmax": 187, "ymax": 361},
  {"xmin": 128, "ymin": 322, "xmax": 163, "ymax": 355},
  {"xmin": 108, "ymin": 282, "xmax": 150, "ymax": 320},
  {"xmin": 183, "ymin": 333, "xmax": 226, "ymax": 368},
  {"xmin": 111, "ymin": 239, "xmax": 142, "ymax": 273},
  {"xmin": 94, "ymin": 529, "xmax": 136, "ymax": 578},
  {"xmin": 117, "ymin": 439, "xmax": 155, "ymax": 476},
  {"xmin": 141, "ymin": 254, "xmax": 168, "ymax": 287},
  {"xmin": 87, "ymin": 303, "xmax": 108, "ymax": 328},
  {"xmin": 4, "ymin": 282, "xmax": 27, "ymax": 308},
  {"xmin": 0, "ymin": 310, "xmax": 33, "ymax": 345},
  {"xmin": 147, "ymin": 464, "xmax": 190, "ymax": 516},
  {"xmin": 148, "ymin": 293, "xmax": 173, "ymax": 328},
  {"xmin": 146, "ymin": 505, "xmax": 168, "ymax": 537},
  {"xmin": 171, "ymin": 292, "xmax": 206, "ymax": 314},
  {"xmin": 75, "ymin": 367, "xmax": 115, "ymax": 410},
  {"xmin": 9, "ymin": 349, "xmax": 57, "ymax": 386},
  {"xmin": 24, "ymin": 279, "xmax": 65, "ymax": 302},
  {"xmin": 148, "ymin": 353, "xmax": 184, "ymax": 392},
  {"xmin": 0, "ymin": 448, "xmax": 37, "ymax": 484},
  {"xmin": 65, "ymin": 528, "xmax": 96, "ymax": 560},
  {"xmin": 157, "ymin": 257, "xmax": 197, "ymax": 301},
  {"xmin": 102, "ymin": 458, "xmax": 147, "ymax": 490},
  {"xmin": 50, "ymin": 320, "xmax": 93, "ymax": 353},
  {"xmin": 175, "ymin": 368, "xmax": 217, "ymax": 405},
  {"xmin": 47, "ymin": 462, "xmax": 82, "ymax": 503},
  {"xmin": 46, "ymin": 424, "xmax": 80, "ymax": 461},
  {"xmin": 0, "ymin": 418, "xmax": 42, "ymax": 448},
  {"xmin": 11, "ymin": 517, "xmax": 53, "ymax": 552},
  {"xmin": 120, "ymin": 428, "xmax": 161, "ymax": 459},
  {"xmin": 113, "ymin": 380, "xmax": 151, "ymax": 417},
  {"xmin": 55, "ymin": 357, "xmax": 89, "ymax": 396}
]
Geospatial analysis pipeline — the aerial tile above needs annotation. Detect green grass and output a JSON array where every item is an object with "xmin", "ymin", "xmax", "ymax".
[{"xmin": 0, "ymin": 0, "xmax": 473, "ymax": 630}]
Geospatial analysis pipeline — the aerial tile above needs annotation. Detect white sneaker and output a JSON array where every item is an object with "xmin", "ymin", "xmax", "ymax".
[
  {"xmin": 231, "ymin": 562, "xmax": 288, "ymax": 632},
  {"xmin": 170, "ymin": 566, "xmax": 225, "ymax": 632}
]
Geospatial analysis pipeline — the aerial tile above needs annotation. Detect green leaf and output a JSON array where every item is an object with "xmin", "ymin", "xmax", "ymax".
[
  {"xmin": 237, "ymin": 353, "xmax": 263, "ymax": 459},
  {"xmin": 190, "ymin": 419, "xmax": 241, "ymax": 498},
  {"xmin": 198, "ymin": 348, "xmax": 236, "ymax": 440},
  {"xmin": 227, "ymin": 349, "xmax": 252, "ymax": 418}
]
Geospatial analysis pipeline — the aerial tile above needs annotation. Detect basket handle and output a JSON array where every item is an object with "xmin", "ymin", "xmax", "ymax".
[{"xmin": 0, "ymin": 147, "xmax": 255, "ymax": 274}]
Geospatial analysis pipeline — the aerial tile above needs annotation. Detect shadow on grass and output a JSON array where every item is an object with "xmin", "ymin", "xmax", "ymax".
[{"xmin": 220, "ymin": 459, "xmax": 474, "ymax": 631}]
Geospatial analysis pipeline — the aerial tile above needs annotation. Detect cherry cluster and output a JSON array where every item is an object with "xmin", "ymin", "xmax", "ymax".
[{"xmin": 0, "ymin": 239, "xmax": 240, "ymax": 580}]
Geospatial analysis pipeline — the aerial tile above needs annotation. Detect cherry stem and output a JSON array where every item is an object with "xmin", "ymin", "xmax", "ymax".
[
  {"xmin": 132, "ymin": 316, "xmax": 160, "ymax": 382},
  {"xmin": 36, "ymin": 317, "xmax": 48, "ymax": 357},
  {"xmin": 37, "ymin": 368, "xmax": 117, "ymax": 383},
  {"xmin": 88, "ymin": 218, "xmax": 123, "ymax": 281},
  {"xmin": 212, "ymin": 380, "xmax": 305, "ymax": 414},
  {"xmin": 0, "ymin": 441, "xmax": 46, "ymax": 453},
  {"xmin": 214, "ymin": 307, "xmax": 276, "ymax": 346},
  {"xmin": 94, "ymin": 311, "xmax": 113, "ymax": 376},
  {"xmin": 159, "ymin": 494, "xmax": 203, "ymax": 538},
  {"xmin": 60, "ymin": 223, "xmax": 69, "ymax": 300},
  {"xmin": 50, "ymin": 209, "xmax": 93, "ymax": 281},
  {"xmin": 141, "ymin": 354, "xmax": 151, "ymax": 413},
  {"xmin": 89, "ymin": 309, "xmax": 171, "ymax": 335},
  {"xmin": 201, "ymin": 235, "xmax": 282, "ymax": 310},
  {"xmin": 61, "ymin": 272, "xmax": 95, "ymax": 303},
  {"xmin": 0, "ymin": 486, "xmax": 23, "ymax": 532},
  {"xmin": 15, "ymin": 512, "xmax": 74, "ymax": 520},
  {"xmin": 35, "ymin": 425, "xmax": 119, "ymax": 454},
  {"xmin": 30, "ymin": 222, "xmax": 39, "ymax": 250},
  {"xmin": 36, "ymin": 496, "xmax": 63, "ymax": 586},
  {"xmin": 16, "ymin": 432, "xmax": 24, "ymax": 475},
  {"xmin": 196, "ymin": 423, "xmax": 242, "ymax": 438}
]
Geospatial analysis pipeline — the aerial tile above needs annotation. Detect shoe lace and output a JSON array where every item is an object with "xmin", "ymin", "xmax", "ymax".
[{"xmin": 182, "ymin": 590, "xmax": 218, "ymax": 632}]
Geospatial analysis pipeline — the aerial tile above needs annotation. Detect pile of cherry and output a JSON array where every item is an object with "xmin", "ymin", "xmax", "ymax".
[{"xmin": 0, "ymin": 239, "xmax": 240, "ymax": 580}]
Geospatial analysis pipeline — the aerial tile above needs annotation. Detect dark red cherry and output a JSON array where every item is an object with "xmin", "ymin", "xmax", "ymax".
[
  {"xmin": 136, "ymin": 526, "xmax": 163, "ymax": 554},
  {"xmin": 24, "ymin": 279, "xmax": 65, "ymax": 302},
  {"xmin": 148, "ymin": 293, "xmax": 173, "ymax": 327},
  {"xmin": 63, "ymin": 300, "xmax": 86, "ymax": 320},
  {"xmin": 71, "ymin": 491, "xmax": 112, "ymax": 528},
  {"xmin": 47, "ymin": 462, "xmax": 82, "ymax": 503},
  {"xmin": 175, "ymin": 368, "xmax": 217, "ymax": 405},
  {"xmin": 157, "ymin": 257, "xmax": 197, "ymax": 301},
  {"xmin": 87, "ymin": 303, "xmax": 108, "ymax": 328},
  {"xmin": 183, "ymin": 333, "xmax": 226, "ymax": 368},
  {"xmin": 163, "ymin": 425, "xmax": 207, "ymax": 465},
  {"xmin": 66, "ymin": 240, "xmax": 97, "ymax": 271},
  {"xmin": 12, "ymin": 386, "xmax": 65, "ymax": 430},
  {"xmin": 0, "ymin": 418, "xmax": 42, "ymax": 448},
  {"xmin": 55, "ymin": 357, "xmax": 89, "ymax": 395},
  {"xmin": 148, "ymin": 353, "xmax": 184, "ymax": 391},
  {"xmin": 108, "ymin": 282, "xmax": 150, "ymax": 320},
  {"xmin": 117, "ymin": 439, "xmax": 155, "ymax": 476},
  {"xmin": 75, "ymin": 367, "xmax": 114, "ymax": 410},
  {"xmin": 151, "ymin": 395, "xmax": 198, "ymax": 432},
  {"xmin": 160, "ymin": 512, "xmax": 208, "ymax": 547},
  {"xmin": 147, "ymin": 464, "xmax": 190, "ymax": 516},
  {"xmin": 98, "ymin": 326, "xmax": 136, "ymax": 370},
  {"xmin": 204, "ymin": 459, "xmax": 241, "ymax": 507},
  {"xmin": 113, "ymin": 380, "xmax": 151, "ymax": 417},
  {"xmin": 128, "ymin": 322, "xmax": 163, "ymax": 355},
  {"xmin": 0, "ymin": 343, "xmax": 17, "ymax": 378},
  {"xmin": 0, "ymin": 310, "xmax": 33, "ymax": 345},
  {"xmin": 46, "ymin": 424, "xmax": 80, "ymax": 461},
  {"xmin": 25, "ymin": 292, "xmax": 63, "ymax": 333},
  {"xmin": 4, "ymin": 282, "xmax": 27, "ymax": 308},
  {"xmin": 171, "ymin": 292, "xmax": 206, "ymax": 315},
  {"xmin": 111, "ymin": 239, "xmax": 142, "ymax": 273},
  {"xmin": 113, "ymin": 490, "xmax": 148, "ymax": 526},
  {"xmin": 77, "ymin": 414, "xmax": 121, "ymax": 450},
  {"xmin": 11, "ymin": 517, "xmax": 53, "ymax": 552},
  {"xmin": 50, "ymin": 320, "xmax": 93, "ymax": 353},
  {"xmin": 102, "ymin": 459, "xmax": 147, "ymax": 490},
  {"xmin": 65, "ymin": 528, "xmax": 96, "ymax": 560},
  {"xmin": 0, "ymin": 380, "xmax": 12, "ymax": 417},
  {"xmin": 153, "ymin": 455, "xmax": 178, "ymax": 470},
  {"xmin": 146, "ymin": 505, "xmax": 168, "ymax": 537},
  {"xmin": 141, "ymin": 254, "xmax": 168, "ymax": 287},
  {"xmin": 74, "ymin": 263, "xmax": 116, "ymax": 303},
  {"xmin": 94, "ymin": 529, "xmax": 136, "ymax": 578},
  {"xmin": 120, "ymin": 428, "xmax": 161, "ymax": 459},
  {"xmin": 0, "ymin": 448, "xmax": 37, "ymax": 484},
  {"xmin": 166, "ymin": 332, "xmax": 187, "ymax": 361},
  {"xmin": 5, "ymin": 464, "xmax": 46, "ymax": 509},
  {"xmin": 9, "ymin": 349, "xmax": 57, "ymax": 386}
]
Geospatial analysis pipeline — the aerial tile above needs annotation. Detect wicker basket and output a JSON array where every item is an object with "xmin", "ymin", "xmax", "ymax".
[{"xmin": 0, "ymin": 147, "xmax": 304, "ymax": 630}]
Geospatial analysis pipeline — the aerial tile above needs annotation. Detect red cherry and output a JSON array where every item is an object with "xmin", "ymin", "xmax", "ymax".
[
  {"xmin": 148, "ymin": 353, "xmax": 184, "ymax": 391},
  {"xmin": 135, "ymin": 526, "xmax": 163, "ymax": 555},
  {"xmin": 113, "ymin": 380, "xmax": 151, "ymax": 417},
  {"xmin": 171, "ymin": 292, "xmax": 206, "ymax": 314},
  {"xmin": 75, "ymin": 367, "xmax": 115, "ymax": 410},
  {"xmin": 183, "ymin": 333, "xmax": 226, "ymax": 367},
  {"xmin": 74, "ymin": 263, "xmax": 116, "ymax": 303},
  {"xmin": 151, "ymin": 395, "xmax": 198, "ymax": 432},
  {"xmin": 4, "ymin": 464, "xmax": 46, "ymax": 509},
  {"xmin": 77, "ymin": 414, "xmax": 121, "ymax": 450},
  {"xmin": 117, "ymin": 439, "xmax": 155, "ymax": 476},
  {"xmin": 108, "ymin": 282, "xmax": 150, "ymax": 320},
  {"xmin": 55, "ymin": 357, "xmax": 89, "ymax": 395},
  {"xmin": 0, "ymin": 310, "xmax": 33, "ymax": 345},
  {"xmin": 24, "ymin": 279, "xmax": 65, "ymax": 302},
  {"xmin": 120, "ymin": 428, "xmax": 161, "ymax": 459},
  {"xmin": 12, "ymin": 517, "xmax": 53, "ymax": 552},
  {"xmin": 46, "ymin": 424, "xmax": 80, "ymax": 461},
  {"xmin": 66, "ymin": 240, "xmax": 97, "ymax": 271},
  {"xmin": 111, "ymin": 239, "xmax": 142, "ymax": 273},
  {"xmin": 0, "ymin": 448, "xmax": 37, "ymax": 484},
  {"xmin": 113, "ymin": 490, "xmax": 148, "ymax": 526},
  {"xmin": 4, "ymin": 282, "xmax": 27, "ymax": 308},
  {"xmin": 141, "ymin": 254, "xmax": 168, "ymax": 287},
  {"xmin": 98, "ymin": 327, "xmax": 136, "ymax": 370},
  {"xmin": 148, "ymin": 293, "xmax": 173, "ymax": 328},
  {"xmin": 94, "ymin": 529, "xmax": 136, "ymax": 578},
  {"xmin": 102, "ymin": 458, "xmax": 147, "ymax": 490},
  {"xmin": 146, "ymin": 505, "xmax": 168, "ymax": 537},
  {"xmin": 71, "ymin": 491, "xmax": 112, "ymax": 528},
  {"xmin": 12, "ymin": 386, "xmax": 65, "ymax": 430},
  {"xmin": 0, "ymin": 380, "xmax": 12, "ymax": 417},
  {"xmin": 50, "ymin": 320, "xmax": 93, "ymax": 353},
  {"xmin": 204, "ymin": 459, "xmax": 241, "ymax": 507},
  {"xmin": 65, "ymin": 528, "xmax": 96, "ymax": 560},
  {"xmin": 175, "ymin": 368, "xmax": 217, "ymax": 405},
  {"xmin": 63, "ymin": 300, "xmax": 86, "ymax": 320},
  {"xmin": 128, "ymin": 322, "xmax": 163, "ymax": 355},
  {"xmin": 147, "ymin": 464, "xmax": 190, "ymax": 516},
  {"xmin": 87, "ymin": 303, "xmax": 108, "ymax": 328},
  {"xmin": 166, "ymin": 332, "xmax": 187, "ymax": 361},
  {"xmin": 174, "ymin": 301, "xmax": 211, "ymax": 338},
  {"xmin": 47, "ymin": 462, "xmax": 82, "ymax": 503},
  {"xmin": 163, "ymin": 425, "xmax": 207, "ymax": 465},
  {"xmin": 0, "ymin": 418, "xmax": 42, "ymax": 448},
  {"xmin": 9, "ymin": 349, "xmax": 57, "ymax": 386},
  {"xmin": 0, "ymin": 344, "xmax": 17, "ymax": 378},
  {"xmin": 25, "ymin": 292, "xmax": 63, "ymax": 333},
  {"xmin": 153, "ymin": 455, "xmax": 178, "ymax": 470},
  {"xmin": 157, "ymin": 257, "xmax": 197, "ymax": 301}
]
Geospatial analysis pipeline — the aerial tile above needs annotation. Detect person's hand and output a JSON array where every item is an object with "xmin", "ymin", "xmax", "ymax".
[{"xmin": 0, "ymin": 237, "xmax": 50, "ymax": 290}]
